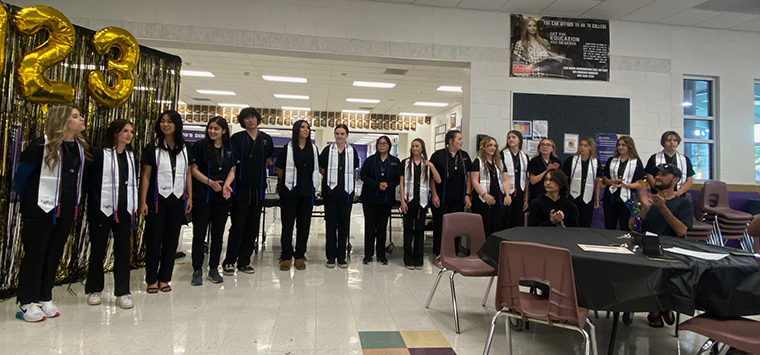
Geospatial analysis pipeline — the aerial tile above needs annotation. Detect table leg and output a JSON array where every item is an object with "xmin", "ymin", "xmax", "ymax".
[{"xmin": 607, "ymin": 311, "xmax": 619, "ymax": 355}]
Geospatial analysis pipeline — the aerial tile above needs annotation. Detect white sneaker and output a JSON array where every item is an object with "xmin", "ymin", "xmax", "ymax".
[
  {"xmin": 115, "ymin": 295, "xmax": 134, "ymax": 309},
  {"xmin": 19, "ymin": 303, "xmax": 46, "ymax": 322},
  {"xmin": 39, "ymin": 301, "xmax": 60, "ymax": 318},
  {"xmin": 87, "ymin": 292, "xmax": 102, "ymax": 306}
]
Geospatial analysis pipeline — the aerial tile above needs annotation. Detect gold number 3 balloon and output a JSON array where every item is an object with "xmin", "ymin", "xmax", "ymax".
[
  {"xmin": 87, "ymin": 27, "xmax": 139, "ymax": 108},
  {"xmin": 14, "ymin": 5, "xmax": 75, "ymax": 104}
]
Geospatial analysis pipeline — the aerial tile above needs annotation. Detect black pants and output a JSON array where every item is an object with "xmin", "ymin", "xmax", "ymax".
[
  {"xmin": 403, "ymin": 205, "xmax": 426, "ymax": 267},
  {"xmin": 471, "ymin": 197, "xmax": 506, "ymax": 238},
  {"xmin": 324, "ymin": 196, "xmax": 352, "ymax": 263},
  {"xmin": 571, "ymin": 196, "xmax": 595, "ymax": 228},
  {"xmin": 223, "ymin": 191, "xmax": 262, "ymax": 268},
  {"xmin": 506, "ymin": 193, "xmax": 525, "ymax": 228},
  {"xmin": 363, "ymin": 203, "xmax": 392, "ymax": 260},
  {"xmin": 144, "ymin": 200, "xmax": 185, "ymax": 284},
  {"xmin": 16, "ymin": 208, "xmax": 75, "ymax": 305},
  {"xmin": 280, "ymin": 195, "xmax": 313, "ymax": 260},
  {"xmin": 604, "ymin": 200, "xmax": 631, "ymax": 231},
  {"xmin": 86, "ymin": 210, "xmax": 132, "ymax": 296},
  {"xmin": 431, "ymin": 200, "xmax": 465, "ymax": 256},
  {"xmin": 193, "ymin": 199, "xmax": 230, "ymax": 271}
]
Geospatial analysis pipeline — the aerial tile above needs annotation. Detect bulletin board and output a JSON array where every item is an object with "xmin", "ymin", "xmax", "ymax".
[{"xmin": 511, "ymin": 93, "xmax": 630, "ymax": 161}]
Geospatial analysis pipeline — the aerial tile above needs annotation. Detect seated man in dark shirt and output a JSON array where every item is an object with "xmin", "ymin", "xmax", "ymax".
[
  {"xmin": 528, "ymin": 169, "xmax": 579, "ymax": 227},
  {"xmin": 635, "ymin": 163, "xmax": 693, "ymax": 328}
]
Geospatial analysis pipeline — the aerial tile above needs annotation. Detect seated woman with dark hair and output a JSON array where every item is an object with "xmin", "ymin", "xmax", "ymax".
[{"xmin": 528, "ymin": 169, "xmax": 579, "ymax": 227}]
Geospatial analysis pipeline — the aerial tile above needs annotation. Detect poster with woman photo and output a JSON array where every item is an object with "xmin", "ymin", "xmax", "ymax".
[{"xmin": 510, "ymin": 14, "xmax": 609, "ymax": 81}]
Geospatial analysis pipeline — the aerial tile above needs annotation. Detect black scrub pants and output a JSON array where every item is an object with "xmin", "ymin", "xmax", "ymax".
[
  {"xmin": 280, "ymin": 195, "xmax": 313, "ymax": 260},
  {"xmin": 471, "ymin": 197, "xmax": 506, "ymax": 238},
  {"xmin": 193, "ymin": 198, "xmax": 231, "ymax": 271},
  {"xmin": 86, "ymin": 209, "xmax": 132, "ymax": 296},
  {"xmin": 571, "ymin": 196, "xmax": 595, "ymax": 228},
  {"xmin": 403, "ymin": 205, "xmax": 426, "ymax": 267},
  {"xmin": 144, "ymin": 199, "xmax": 185, "ymax": 285},
  {"xmin": 223, "ymin": 190, "xmax": 262, "ymax": 268},
  {"xmin": 506, "ymin": 192, "xmax": 524, "ymax": 228},
  {"xmin": 604, "ymin": 200, "xmax": 631, "ymax": 231},
  {"xmin": 324, "ymin": 195, "xmax": 352, "ymax": 263},
  {"xmin": 363, "ymin": 202, "xmax": 392, "ymax": 261}
]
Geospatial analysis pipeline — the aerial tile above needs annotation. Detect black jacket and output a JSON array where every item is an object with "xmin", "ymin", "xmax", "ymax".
[{"xmin": 360, "ymin": 153, "xmax": 401, "ymax": 205}]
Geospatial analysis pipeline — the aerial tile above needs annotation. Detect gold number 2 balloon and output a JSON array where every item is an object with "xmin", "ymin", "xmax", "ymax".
[
  {"xmin": 14, "ymin": 5, "xmax": 75, "ymax": 104},
  {"xmin": 87, "ymin": 27, "xmax": 139, "ymax": 108},
  {"xmin": 0, "ymin": 2, "xmax": 7, "ymax": 74}
]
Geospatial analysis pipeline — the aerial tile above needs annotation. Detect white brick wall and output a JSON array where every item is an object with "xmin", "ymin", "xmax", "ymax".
[{"xmin": 9, "ymin": 0, "xmax": 759, "ymax": 183}]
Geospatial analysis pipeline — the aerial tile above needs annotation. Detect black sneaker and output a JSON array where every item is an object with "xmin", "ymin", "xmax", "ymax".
[
  {"xmin": 238, "ymin": 265, "xmax": 255, "ymax": 274},
  {"xmin": 222, "ymin": 264, "xmax": 235, "ymax": 275},
  {"xmin": 191, "ymin": 270, "xmax": 203, "ymax": 286},
  {"xmin": 379, "ymin": 258, "xmax": 389, "ymax": 265},
  {"xmin": 362, "ymin": 257, "xmax": 372, "ymax": 265},
  {"xmin": 338, "ymin": 260, "xmax": 348, "ymax": 268},
  {"xmin": 207, "ymin": 269, "xmax": 224, "ymax": 283},
  {"xmin": 326, "ymin": 260, "xmax": 336, "ymax": 268}
]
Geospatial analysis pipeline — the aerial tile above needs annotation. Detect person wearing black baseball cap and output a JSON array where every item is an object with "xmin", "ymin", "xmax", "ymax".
[{"xmin": 636, "ymin": 163, "xmax": 694, "ymax": 328}]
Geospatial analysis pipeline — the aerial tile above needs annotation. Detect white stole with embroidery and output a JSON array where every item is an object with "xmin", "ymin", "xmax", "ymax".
[
  {"xmin": 38, "ymin": 137, "xmax": 84, "ymax": 213},
  {"xmin": 503, "ymin": 150, "xmax": 527, "ymax": 194},
  {"xmin": 101, "ymin": 148, "xmax": 137, "ymax": 217},
  {"xmin": 156, "ymin": 143, "xmax": 187, "ymax": 198},
  {"xmin": 569, "ymin": 156, "xmax": 597, "ymax": 204},
  {"xmin": 609, "ymin": 157, "xmax": 637, "ymax": 202},
  {"xmin": 327, "ymin": 143, "xmax": 354, "ymax": 194},
  {"xmin": 285, "ymin": 143, "xmax": 320, "ymax": 190}
]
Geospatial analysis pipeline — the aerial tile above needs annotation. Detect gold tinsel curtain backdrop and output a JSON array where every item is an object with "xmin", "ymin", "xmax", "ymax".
[{"xmin": 0, "ymin": 2, "xmax": 182, "ymax": 299}]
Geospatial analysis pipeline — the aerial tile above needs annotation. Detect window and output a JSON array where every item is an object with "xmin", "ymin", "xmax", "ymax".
[
  {"xmin": 755, "ymin": 82, "xmax": 760, "ymax": 182},
  {"xmin": 683, "ymin": 78, "xmax": 716, "ymax": 180}
]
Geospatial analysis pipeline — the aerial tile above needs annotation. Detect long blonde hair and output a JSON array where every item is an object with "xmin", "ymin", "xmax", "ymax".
[
  {"xmin": 520, "ymin": 17, "xmax": 549, "ymax": 59},
  {"xmin": 478, "ymin": 136, "xmax": 502, "ymax": 168},
  {"xmin": 534, "ymin": 138, "xmax": 559, "ymax": 159},
  {"xmin": 614, "ymin": 136, "xmax": 640, "ymax": 160},
  {"xmin": 574, "ymin": 136, "xmax": 597, "ymax": 159},
  {"xmin": 44, "ymin": 105, "xmax": 91, "ymax": 169}
]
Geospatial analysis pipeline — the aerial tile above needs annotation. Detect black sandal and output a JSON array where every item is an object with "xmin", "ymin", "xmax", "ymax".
[
  {"xmin": 147, "ymin": 285, "xmax": 159, "ymax": 294},
  {"xmin": 647, "ymin": 312, "xmax": 664, "ymax": 328},
  {"xmin": 661, "ymin": 311, "xmax": 675, "ymax": 326},
  {"xmin": 159, "ymin": 282, "xmax": 172, "ymax": 293}
]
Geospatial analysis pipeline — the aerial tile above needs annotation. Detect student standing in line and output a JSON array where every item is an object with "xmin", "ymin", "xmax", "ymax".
[
  {"xmin": 85, "ymin": 119, "xmax": 137, "ymax": 309},
  {"xmin": 501, "ymin": 130, "xmax": 529, "ymax": 228},
  {"xmin": 189, "ymin": 117, "xmax": 235, "ymax": 285},
  {"xmin": 319, "ymin": 124, "xmax": 359, "ymax": 269},
  {"xmin": 360, "ymin": 136, "xmax": 401, "ymax": 265},
  {"xmin": 470, "ymin": 136, "xmax": 511, "ymax": 238},
  {"xmin": 645, "ymin": 131, "xmax": 695, "ymax": 196},
  {"xmin": 139, "ymin": 110, "xmax": 192, "ymax": 294},
  {"xmin": 399, "ymin": 138, "xmax": 441, "ymax": 270},
  {"xmin": 527, "ymin": 138, "xmax": 561, "ymax": 205},
  {"xmin": 222, "ymin": 108, "xmax": 274, "ymax": 276},
  {"xmin": 562, "ymin": 136, "xmax": 601, "ymax": 228},
  {"xmin": 429, "ymin": 130, "xmax": 473, "ymax": 268},
  {"xmin": 528, "ymin": 169, "xmax": 579, "ymax": 227},
  {"xmin": 602, "ymin": 136, "xmax": 645, "ymax": 231},
  {"xmin": 276, "ymin": 120, "xmax": 319, "ymax": 271},
  {"xmin": 14, "ymin": 105, "xmax": 91, "ymax": 322}
]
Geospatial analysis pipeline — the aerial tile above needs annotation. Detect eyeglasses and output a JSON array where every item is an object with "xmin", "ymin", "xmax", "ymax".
[
  {"xmin": 539, "ymin": 143, "xmax": 553, "ymax": 147},
  {"xmin": 377, "ymin": 142, "xmax": 389, "ymax": 146}
]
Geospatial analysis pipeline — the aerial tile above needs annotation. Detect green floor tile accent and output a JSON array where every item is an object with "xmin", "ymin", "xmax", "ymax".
[{"xmin": 359, "ymin": 331, "xmax": 408, "ymax": 349}]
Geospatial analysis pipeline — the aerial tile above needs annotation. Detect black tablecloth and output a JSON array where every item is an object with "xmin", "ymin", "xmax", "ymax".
[{"xmin": 478, "ymin": 227, "xmax": 760, "ymax": 317}]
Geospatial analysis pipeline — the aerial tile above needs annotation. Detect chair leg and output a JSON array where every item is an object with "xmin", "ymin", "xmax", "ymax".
[
  {"xmin": 425, "ymin": 268, "xmax": 447, "ymax": 308},
  {"xmin": 696, "ymin": 339, "xmax": 716, "ymax": 355},
  {"xmin": 587, "ymin": 319, "xmax": 598, "ymax": 355},
  {"xmin": 505, "ymin": 314, "xmax": 513, "ymax": 355},
  {"xmin": 580, "ymin": 328, "xmax": 591, "ymax": 355},
  {"xmin": 482, "ymin": 276, "xmax": 495, "ymax": 307},
  {"xmin": 674, "ymin": 312, "xmax": 680, "ymax": 337},
  {"xmin": 449, "ymin": 271, "xmax": 460, "ymax": 333},
  {"xmin": 483, "ymin": 310, "xmax": 503, "ymax": 355}
]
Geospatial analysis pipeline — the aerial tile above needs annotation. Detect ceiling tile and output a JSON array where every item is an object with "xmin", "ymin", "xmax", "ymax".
[
  {"xmin": 456, "ymin": 0, "xmax": 510, "ymax": 11},
  {"xmin": 659, "ymin": 9, "xmax": 721, "ymax": 26},
  {"xmin": 542, "ymin": 1, "xmax": 602, "ymax": 17},
  {"xmin": 698, "ymin": 12, "xmax": 759, "ymax": 28}
]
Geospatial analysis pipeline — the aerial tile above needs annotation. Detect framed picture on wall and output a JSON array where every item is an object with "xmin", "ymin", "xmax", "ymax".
[{"xmin": 450, "ymin": 112, "xmax": 457, "ymax": 129}]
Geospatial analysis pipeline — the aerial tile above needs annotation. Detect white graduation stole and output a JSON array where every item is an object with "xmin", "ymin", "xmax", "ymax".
[
  {"xmin": 38, "ymin": 137, "xmax": 84, "ymax": 214},
  {"xmin": 327, "ymin": 143, "xmax": 354, "ymax": 194},
  {"xmin": 503, "ymin": 150, "xmax": 527, "ymax": 194},
  {"xmin": 569, "ymin": 156, "xmax": 597, "ymax": 204},
  {"xmin": 285, "ymin": 143, "xmax": 320, "ymax": 190},
  {"xmin": 478, "ymin": 158, "xmax": 506, "ymax": 202},
  {"xmin": 608, "ymin": 157, "xmax": 637, "ymax": 202},
  {"xmin": 101, "ymin": 148, "xmax": 137, "ymax": 218},
  {"xmin": 655, "ymin": 151, "xmax": 688, "ymax": 189},
  {"xmin": 403, "ymin": 158, "xmax": 429, "ymax": 209},
  {"xmin": 156, "ymin": 143, "xmax": 188, "ymax": 199}
]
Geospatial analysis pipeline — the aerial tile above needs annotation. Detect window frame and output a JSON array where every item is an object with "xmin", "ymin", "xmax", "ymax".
[
  {"xmin": 754, "ymin": 80, "xmax": 760, "ymax": 183},
  {"xmin": 683, "ymin": 76, "xmax": 717, "ymax": 182}
]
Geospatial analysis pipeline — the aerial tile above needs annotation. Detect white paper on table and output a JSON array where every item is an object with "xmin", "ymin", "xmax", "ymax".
[
  {"xmin": 664, "ymin": 247, "xmax": 728, "ymax": 261},
  {"xmin": 578, "ymin": 244, "xmax": 634, "ymax": 254}
]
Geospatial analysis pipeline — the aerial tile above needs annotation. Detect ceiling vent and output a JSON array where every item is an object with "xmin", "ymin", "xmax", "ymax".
[
  {"xmin": 359, "ymin": 106, "xmax": 375, "ymax": 110},
  {"xmin": 191, "ymin": 98, "xmax": 213, "ymax": 101},
  {"xmin": 696, "ymin": 0, "xmax": 760, "ymax": 14},
  {"xmin": 383, "ymin": 68, "xmax": 408, "ymax": 75}
]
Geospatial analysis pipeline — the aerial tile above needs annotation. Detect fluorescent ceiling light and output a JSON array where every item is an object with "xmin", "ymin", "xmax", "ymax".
[
  {"xmin": 346, "ymin": 98, "xmax": 380, "ymax": 104},
  {"xmin": 180, "ymin": 70, "xmax": 215, "ymax": 77},
  {"xmin": 282, "ymin": 106, "xmax": 311, "ymax": 111},
  {"xmin": 414, "ymin": 102, "xmax": 448, "ymax": 107},
  {"xmin": 437, "ymin": 86, "xmax": 463, "ymax": 92},
  {"xmin": 263, "ymin": 75, "xmax": 308, "ymax": 83},
  {"xmin": 399, "ymin": 112, "xmax": 427, "ymax": 116},
  {"xmin": 353, "ymin": 81, "xmax": 396, "ymax": 88},
  {"xmin": 342, "ymin": 110, "xmax": 370, "ymax": 114},
  {"xmin": 274, "ymin": 94, "xmax": 310, "ymax": 100},
  {"xmin": 196, "ymin": 90, "xmax": 236, "ymax": 96},
  {"xmin": 218, "ymin": 103, "xmax": 249, "ymax": 108}
]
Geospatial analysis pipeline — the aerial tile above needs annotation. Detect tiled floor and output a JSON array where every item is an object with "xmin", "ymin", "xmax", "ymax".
[{"xmin": 0, "ymin": 207, "xmax": 734, "ymax": 354}]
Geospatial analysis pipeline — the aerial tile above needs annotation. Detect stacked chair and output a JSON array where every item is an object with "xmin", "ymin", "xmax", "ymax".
[
  {"xmin": 696, "ymin": 181, "xmax": 754, "ymax": 252},
  {"xmin": 682, "ymin": 193, "xmax": 717, "ymax": 243}
]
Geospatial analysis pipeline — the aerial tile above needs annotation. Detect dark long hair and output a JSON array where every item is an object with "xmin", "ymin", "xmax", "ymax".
[
  {"xmin": 544, "ymin": 168, "xmax": 569, "ymax": 197},
  {"xmin": 410, "ymin": 138, "xmax": 428, "ymax": 160},
  {"xmin": 614, "ymin": 136, "xmax": 640, "ymax": 160},
  {"xmin": 290, "ymin": 119, "xmax": 314, "ymax": 168},
  {"xmin": 104, "ymin": 119, "xmax": 133, "ymax": 151},
  {"xmin": 501, "ymin": 130, "xmax": 523, "ymax": 153},
  {"xmin": 375, "ymin": 135, "xmax": 391, "ymax": 153},
  {"xmin": 203, "ymin": 116, "xmax": 230, "ymax": 159},
  {"xmin": 444, "ymin": 130, "xmax": 461, "ymax": 149},
  {"xmin": 154, "ymin": 110, "xmax": 185, "ymax": 154}
]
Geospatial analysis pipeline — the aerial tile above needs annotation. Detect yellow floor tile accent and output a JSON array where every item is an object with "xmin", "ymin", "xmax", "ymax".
[
  {"xmin": 399, "ymin": 331, "xmax": 451, "ymax": 348},
  {"xmin": 363, "ymin": 349, "xmax": 412, "ymax": 355}
]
